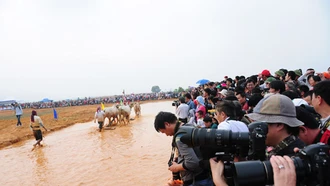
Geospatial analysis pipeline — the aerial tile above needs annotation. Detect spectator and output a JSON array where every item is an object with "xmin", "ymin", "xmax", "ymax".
[
  {"xmin": 203, "ymin": 116, "xmax": 217, "ymax": 129},
  {"xmin": 12, "ymin": 102, "xmax": 23, "ymax": 127},
  {"xmin": 312, "ymin": 80, "xmax": 330, "ymax": 145},
  {"xmin": 175, "ymin": 97, "xmax": 189, "ymax": 123},
  {"xmin": 185, "ymin": 93, "xmax": 196, "ymax": 110},
  {"xmin": 303, "ymin": 90, "xmax": 313, "ymax": 105},
  {"xmin": 246, "ymin": 94, "xmax": 305, "ymax": 157},
  {"xmin": 235, "ymin": 91, "xmax": 249, "ymax": 111},
  {"xmin": 296, "ymin": 106, "xmax": 321, "ymax": 145},
  {"xmin": 215, "ymin": 100, "xmax": 248, "ymax": 132},
  {"xmin": 269, "ymin": 80, "xmax": 285, "ymax": 94}
]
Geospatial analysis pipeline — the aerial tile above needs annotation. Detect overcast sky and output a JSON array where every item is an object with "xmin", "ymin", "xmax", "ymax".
[{"xmin": 1, "ymin": 0, "xmax": 329, "ymax": 102}]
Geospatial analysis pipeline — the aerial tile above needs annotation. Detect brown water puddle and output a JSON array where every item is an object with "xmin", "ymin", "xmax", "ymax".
[{"xmin": 0, "ymin": 101, "xmax": 176, "ymax": 186}]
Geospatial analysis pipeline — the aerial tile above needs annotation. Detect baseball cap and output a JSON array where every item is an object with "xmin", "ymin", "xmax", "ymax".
[
  {"xmin": 260, "ymin": 70, "xmax": 271, "ymax": 77},
  {"xmin": 246, "ymin": 94, "xmax": 303, "ymax": 127}
]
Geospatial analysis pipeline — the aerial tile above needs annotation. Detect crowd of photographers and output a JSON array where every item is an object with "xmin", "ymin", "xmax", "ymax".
[{"xmin": 155, "ymin": 67, "xmax": 330, "ymax": 186}]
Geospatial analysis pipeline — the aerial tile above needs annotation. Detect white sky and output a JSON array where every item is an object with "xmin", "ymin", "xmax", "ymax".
[{"xmin": 1, "ymin": 0, "xmax": 329, "ymax": 102}]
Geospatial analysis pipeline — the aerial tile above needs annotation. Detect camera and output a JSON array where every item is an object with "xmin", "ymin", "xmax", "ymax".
[
  {"xmin": 176, "ymin": 126, "xmax": 250, "ymax": 161},
  {"xmin": 233, "ymin": 143, "xmax": 330, "ymax": 186},
  {"xmin": 172, "ymin": 100, "xmax": 180, "ymax": 107},
  {"xmin": 168, "ymin": 154, "xmax": 181, "ymax": 180},
  {"xmin": 176, "ymin": 123, "xmax": 330, "ymax": 186},
  {"xmin": 168, "ymin": 161, "xmax": 181, "ymax": 180},
  {"xmin": 176, "ymin": 122, "xmax": 268, "ymax": 161}
]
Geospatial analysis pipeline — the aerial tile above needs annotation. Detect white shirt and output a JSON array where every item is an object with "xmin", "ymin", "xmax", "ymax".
[
  {"xmin": 196, "ymin": 118, "xmax": 205, "ymax": 128},
  {"xmin": 320, "ymin": 115, "xmax": 330, "ymax": 130},
  {"xmin": 217, "ymin": 117, "xmax": 249, "ymax": 132},
  {"xmin": 95, "ymin": 111, "xmax": 105, "ymax": 122},
  {"xmin": 14, "ymin": 105, "xmax": 23, "ymax": 115},
  {"xmin": 176, "ymin": 103, "xmax": 189, "ymax": 119}
]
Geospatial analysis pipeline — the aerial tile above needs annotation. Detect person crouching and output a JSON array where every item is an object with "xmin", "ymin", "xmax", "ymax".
[{"xmin": 30, "ymin": 110, "xmax": 48, "ymax": 147}]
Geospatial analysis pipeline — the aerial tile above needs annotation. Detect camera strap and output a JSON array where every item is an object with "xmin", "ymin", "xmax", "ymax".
[
  {"xmin": 169, "ymin": 121, "xmax": 183, "ymax": 164},
  {"xmin": 268, "ymin": 135, "xmax": 297, "ymax": 158},
  {"xmin": 320, "ymin": 117, "xmax": 330, "ymax": 133}
]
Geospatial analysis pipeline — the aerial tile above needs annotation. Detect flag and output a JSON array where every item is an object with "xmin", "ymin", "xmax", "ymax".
[
  {"xmin": 101, "ymin": 102, "xmax": 105, "ymax": 110},
  {"xmin": 53, "ymin": 108, "xmax": 58, "ymax": 120},
  {"xmin": 122, "ymin": 89, "xmax": 125, "ymax": 95}
]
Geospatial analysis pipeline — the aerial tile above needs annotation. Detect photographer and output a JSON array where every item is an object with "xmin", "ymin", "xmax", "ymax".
[
  {"xmin": 296, "ymin": 106, "xmax": 322, "ymax": 145},
  {"xmin": 175, "ymin": 97, "xmax": 189, "ymax": 123},
  {"xmin": 154, "ymin": 112, "xmax": 213, "ymax": 186},
  {"xmin": 246, "ymin": 94, "xmax": 305, "ymax": 157}
]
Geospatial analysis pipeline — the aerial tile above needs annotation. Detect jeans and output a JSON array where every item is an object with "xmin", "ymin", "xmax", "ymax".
[
  {"xmin": 16, "ymin": 115, "xmax": 22, "ymax": 126},
  {"xmin": 187, "ymin": 177, "xmax": 213, "ymax": 186}
]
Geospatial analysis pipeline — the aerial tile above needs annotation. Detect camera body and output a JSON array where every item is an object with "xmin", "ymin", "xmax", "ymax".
[
  {"xmin": 168, "ymin": 156, "xmax": 181, "ymax": 180},
  {"xmin": 172, "ymin": 100, "xmax": 180, "ymax": 107}
]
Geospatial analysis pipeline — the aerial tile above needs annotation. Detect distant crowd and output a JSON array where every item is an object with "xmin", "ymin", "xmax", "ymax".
[{"xmin": 7, "ymin": 92, "xmax": 179, "ymax": 110}]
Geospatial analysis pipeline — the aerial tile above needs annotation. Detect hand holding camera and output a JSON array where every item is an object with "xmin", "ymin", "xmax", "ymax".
[
  {"xmin": 209, "ymin": 158, "xmax": 228, "ymax": 186},
  {"xmin": 270, "ymin": 155, "xmax": 296, "ymax": 186}
]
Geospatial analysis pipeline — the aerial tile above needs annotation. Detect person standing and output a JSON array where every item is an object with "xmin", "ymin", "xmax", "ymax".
[
  {"xmin": 30, "ymin": 110, "xmax": 48, "ymax": 147},
  {"xmin": 94, "ymin": 107, "xmax": 105, "ymax": 132},
  {"xmin": 12, "ymin": 102, "xmax": 23, "ymax": 127},
  {"xmin": 175, "ymin": 97, "xmax": 189, "ymax": 123}
]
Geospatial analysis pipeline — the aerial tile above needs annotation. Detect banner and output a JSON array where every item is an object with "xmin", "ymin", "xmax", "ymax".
[{"xmin": 53, "ymin": 108, "xmax": 58, "ymax": 120}]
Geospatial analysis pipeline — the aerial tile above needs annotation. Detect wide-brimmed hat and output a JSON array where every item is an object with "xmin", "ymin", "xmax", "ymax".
[{"xmin": 247, "ymin": 94, "xmax": 303, "ymax": 127}]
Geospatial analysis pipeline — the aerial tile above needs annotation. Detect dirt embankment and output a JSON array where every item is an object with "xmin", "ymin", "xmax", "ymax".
[{"xmin": 0, "ymin": 99, "xmax": 174, "ymax": 149}]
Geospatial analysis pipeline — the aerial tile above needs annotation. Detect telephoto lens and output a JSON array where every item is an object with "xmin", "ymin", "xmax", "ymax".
[
  {"xmin": 178, "ymin": 126, "xmax": 249, "ymax": 148},
  {"xmin": 232, "ymin": 143, "xmax": 330, "ymax": 186}
]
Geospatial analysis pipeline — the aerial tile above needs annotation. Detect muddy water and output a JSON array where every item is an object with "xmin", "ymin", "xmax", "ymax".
[{"xmin": 0, "ymin": 101, "xmax": 176, "ymax": 186}]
